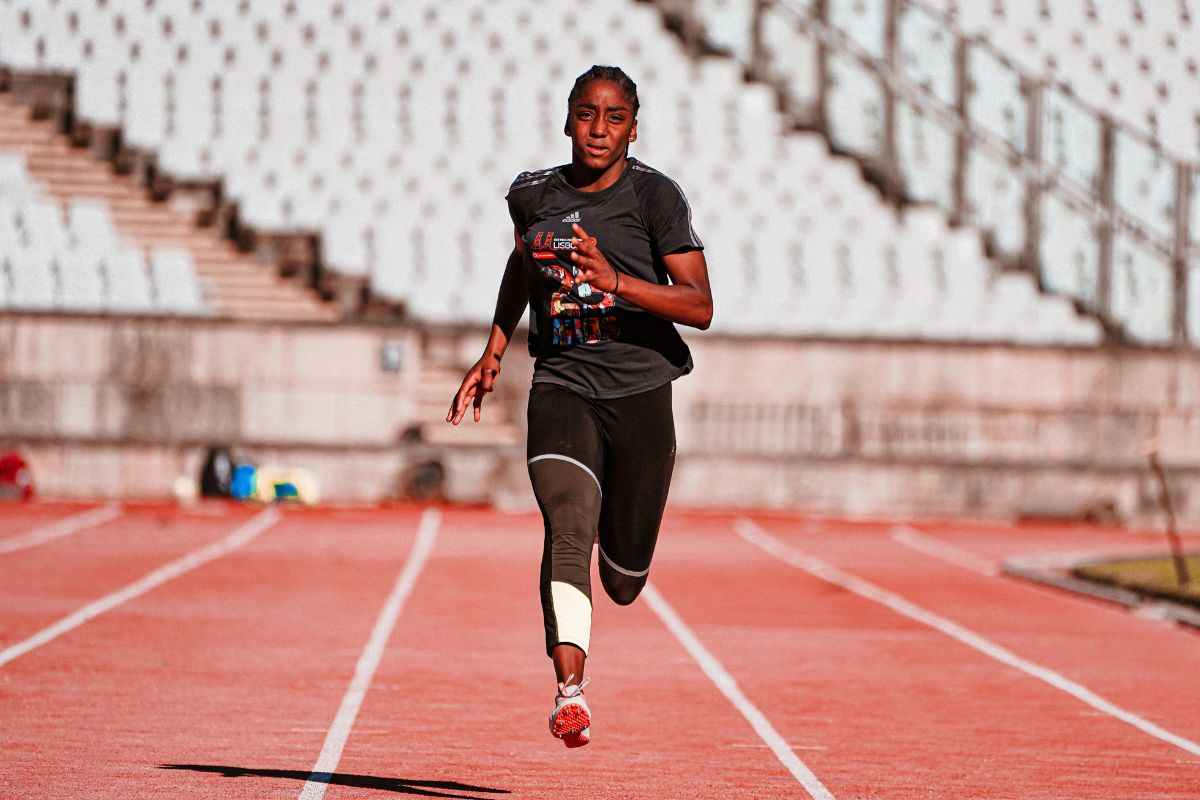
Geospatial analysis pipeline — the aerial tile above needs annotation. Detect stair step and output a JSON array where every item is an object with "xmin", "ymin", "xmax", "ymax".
[
  {"xmin": 205, "ymin": 288, "xmax": 317, "ymax": 301},
  {"xmin": 1, "ymin": 88, "xmax": 335, "ymax": 322},
  {"xmin": 195, "ymin": 278, "xmax": 290, "ymax": 291}
]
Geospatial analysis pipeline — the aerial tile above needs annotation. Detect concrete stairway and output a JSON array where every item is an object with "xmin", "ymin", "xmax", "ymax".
[{"xmin": 0, "ymin": 92, "xmax": 337, "ymax": 322}]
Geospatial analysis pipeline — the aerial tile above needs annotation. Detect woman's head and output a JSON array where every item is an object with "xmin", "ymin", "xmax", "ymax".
[{"xmin": 564, "ymin": 65, "xmax": 639, "ymax": 172}]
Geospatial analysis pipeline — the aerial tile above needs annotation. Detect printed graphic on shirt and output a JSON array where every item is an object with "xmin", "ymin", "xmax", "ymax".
[{"xmin": 529, "ymin": 228, "xmax": 619, "ymax": 347}]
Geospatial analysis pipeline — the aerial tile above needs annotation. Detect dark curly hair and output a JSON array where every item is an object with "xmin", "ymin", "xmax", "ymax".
[{"xmin": 567, "ymin": 65, "xmax": 640, "ymax": 117}]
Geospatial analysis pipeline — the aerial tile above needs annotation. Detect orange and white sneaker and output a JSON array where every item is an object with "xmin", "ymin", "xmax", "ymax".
[{"xmin": 549, "ymin": 675, "xmax": 591, "ymax": 748}]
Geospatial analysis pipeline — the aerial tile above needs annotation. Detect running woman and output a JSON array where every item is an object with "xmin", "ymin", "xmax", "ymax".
[{"xmin": 446, "ymin": 65, "xmax": 713, "ymax": 748}]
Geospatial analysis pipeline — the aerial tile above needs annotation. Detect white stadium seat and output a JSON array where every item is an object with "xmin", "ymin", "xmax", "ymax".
[
  {"xmin": 10, "ymin": 257, "xmax": 57, "ymax": 309},
  {"xmin": 0, "ymin": 150, "xmax": 203, "ymax": 316},
  {"xmin": 68, "ymin": 199, "xmax": 116, "ymax": 251},
  {"xmin": 1112, "ymin": 233, "xmax": 1173, "ymax": 344},
  {"xmin": 107, "ymin": 249, "xmax": 155, "ymax": 313},
  {"xmin": 0, "ymin": 153, "xmax": 31, "ymax": 197},
  {"xmin": 151, "ymin": 248, "xmax": 206, "ymax": 314},
  {"xmin": 58, "ymin": 247, "xmax": 105, "ymax": 312}
]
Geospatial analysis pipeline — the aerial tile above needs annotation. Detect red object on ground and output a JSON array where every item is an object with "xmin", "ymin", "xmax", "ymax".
[{"xmin": 0, "ymin": 450, "xmax": 34, "ymax": 500}]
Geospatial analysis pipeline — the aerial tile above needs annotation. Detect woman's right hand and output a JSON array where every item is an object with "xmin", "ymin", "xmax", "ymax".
[{"xmin": 446, "ymin": 353, "xmax": 502, "ymax": 425}]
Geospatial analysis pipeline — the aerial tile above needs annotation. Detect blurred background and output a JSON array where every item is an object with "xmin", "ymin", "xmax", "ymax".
[{"xmin": 0, "ymin": 0, "xmax": 1197, "ymax": 525}]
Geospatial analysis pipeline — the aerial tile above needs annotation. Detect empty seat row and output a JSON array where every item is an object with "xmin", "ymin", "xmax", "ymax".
[{"xmin": 0, "ymin": 150, "xmax": 206, "ymax": 314}]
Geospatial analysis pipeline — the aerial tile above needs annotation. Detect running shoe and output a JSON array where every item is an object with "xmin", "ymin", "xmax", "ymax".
[{"xmin": 549, "ymin": 675, "xmax": 591, "ymax": 748}]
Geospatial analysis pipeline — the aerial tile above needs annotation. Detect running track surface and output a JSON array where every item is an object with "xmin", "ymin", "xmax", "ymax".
[{"xmin": 2, "ymin": 502, "xmax": 1197, "ymax": 799}]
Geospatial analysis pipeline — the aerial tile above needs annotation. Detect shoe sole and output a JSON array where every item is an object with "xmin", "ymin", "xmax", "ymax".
[
  {"xmin": 563, "ymin": 727, "xmax": 590, "ymax": 748},
  {"xmin": 551, "ymin": 703, "xmax": 591, "ymax": 745}
]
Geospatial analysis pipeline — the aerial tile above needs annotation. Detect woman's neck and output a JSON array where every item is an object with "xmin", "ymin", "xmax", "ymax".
[{"xmin": 565, "ymin": 155, "xmax": 629, "ymax": 193}]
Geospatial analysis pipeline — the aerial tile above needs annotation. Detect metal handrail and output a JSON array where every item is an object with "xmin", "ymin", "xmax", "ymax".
[
  {"xmin": 905, "ymin": 0, "xmax": 1190, "ymax": 168},
  {"xmin": 772, "ymin": 0, "xmax": 1177, "ymax": 259},
  {"xmin": 676, "ymin": 0, "xmax": 1196, "ymax": 344}
]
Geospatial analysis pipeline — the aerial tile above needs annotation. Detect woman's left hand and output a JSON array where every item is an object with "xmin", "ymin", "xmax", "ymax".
[{"xmin": 569, "ymin": 223, "xmax": 620, "ymax": 294}]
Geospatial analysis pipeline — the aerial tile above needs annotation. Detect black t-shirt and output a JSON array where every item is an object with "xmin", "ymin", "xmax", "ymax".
[{"xmin": 506, "ymin": 158, "xmax": 703, "ymax": 400}]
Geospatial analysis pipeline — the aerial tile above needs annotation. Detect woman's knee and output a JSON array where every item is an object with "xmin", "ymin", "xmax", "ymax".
[{"xmin": 600, "ymin": 565, "xmax": 645, "ymax": 606}]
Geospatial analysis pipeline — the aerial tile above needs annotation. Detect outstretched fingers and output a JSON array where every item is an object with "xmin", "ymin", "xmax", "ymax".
[
  {"xmin": 448, "ymin": 378, "xmax": 479, "ymax": 425},
  {"xmin": 473, "ymin": 367, "xmax": 499, "ymax": 423},
  {"xmin": 448, "ymin": 357, "xmax": 502, "ymax": 426}
]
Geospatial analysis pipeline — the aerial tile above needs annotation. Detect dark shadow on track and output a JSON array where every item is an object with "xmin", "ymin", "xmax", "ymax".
[{"xmin": 158, "ymin": 763, "xmax": 511, "ymax": 799}]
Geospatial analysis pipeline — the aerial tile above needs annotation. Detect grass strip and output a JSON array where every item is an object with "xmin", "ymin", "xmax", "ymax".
[{"xmin": 1073, "ymin": 555, "xmax": 1200, "ymax": 610}]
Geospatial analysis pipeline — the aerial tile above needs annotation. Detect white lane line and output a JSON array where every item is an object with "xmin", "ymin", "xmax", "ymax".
[
  {"xmin": 298, "ymin": 508, "xmax": 441, "ymax": 800},
  {"xmin": 642, "ymin": 582, "xmax": 836, "ymax": 800},
  {"xmin": 736, "ymin": 518, "xmax": 1200, "ymax": 758},
  {"xmin": 0, "ymin": 503, "xmax": 123, "ymax": 555},
  {"xmin": 890, "ymin": 526, "xmax": 998, "ymax": 576},
  {"xmin": 0, "ymin": 506, "xmax": 280, "ymax": 668}
]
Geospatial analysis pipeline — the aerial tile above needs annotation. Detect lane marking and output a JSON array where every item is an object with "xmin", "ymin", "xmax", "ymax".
[
  {"xmin": 642, "ymin": 583, "xmax": 836, "ymax": 800},
  {"xmin": 289, "ymin": 727, "xmax": 391, "ymax": 735},
  {"xmin": 298, "ymin": 508, "xmax": 441, "ymax": 800},
  {"xmin": 727, "ymin": 743, "xmax": 830, "ymax": 751},
  {"xmin": 890, "ymin": 526, "xmax": 998, "ymax": 576},
  {"xmin": 0, "ymin": 506, "xmax": 280, "ymax": 668},
  {"xmin": 736, "ymin": 518, "xmax": 1200, "ymax": 758},
  {"xmin": 0, "ymin": 503, "xmax": 123, "ymax": 555}
]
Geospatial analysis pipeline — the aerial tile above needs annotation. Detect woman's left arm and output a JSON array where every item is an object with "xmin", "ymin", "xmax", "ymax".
[{"xmin": 569, "ymin": 223, "xmax": 713, "ymax": 330}]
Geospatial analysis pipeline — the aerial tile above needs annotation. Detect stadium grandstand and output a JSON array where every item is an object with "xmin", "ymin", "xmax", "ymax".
[{"xmin": 0, "ymin": 0, "xmax": 1197, "ymax": 523}]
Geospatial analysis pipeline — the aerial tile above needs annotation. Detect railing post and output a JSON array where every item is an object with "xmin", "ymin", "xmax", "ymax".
[
  {"xmin": 1173, "ymin": 163, "xmax": 1192, "ymax": 345},
  {"xmin": 950, "ymin": 33, "xmax": 969, "ymax": 227},
  {"xmin": 1022, "ymin": 77, "xmax": 1043, "ymax": 276},
  {"xmin": 679, "ymin": 0, "xmax": 702, "ymax": 57},
  {"xmin": 814, "ymin": 0, "xmax": 829, "ymax": 137},
  {"xmin": 1097, "ymin": 117, "xmax": 1116, "ymax": 320},
  {"xmin": 881, "ymin": 0, "xmax": 901, "ymax": 199},
  {"xmin": 750, "ymin": 0, "xmax": 768, "ymax": 81}
]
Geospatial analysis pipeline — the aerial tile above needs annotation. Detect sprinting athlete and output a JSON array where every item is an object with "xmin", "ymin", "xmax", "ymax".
[{"xmin": 446, "ymin": 65, "xmax": 713, "ymax": 748}]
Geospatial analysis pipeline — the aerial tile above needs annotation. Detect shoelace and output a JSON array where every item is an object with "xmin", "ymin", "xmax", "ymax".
[{"xmin": 557, "ymin": 673, "xmax": 591, "ymax": 699}]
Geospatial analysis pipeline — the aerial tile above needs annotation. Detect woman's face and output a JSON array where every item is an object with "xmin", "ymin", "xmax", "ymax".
[{"xmin": 565, "ymin": 79, "xmax": 638, "ymax": 171}]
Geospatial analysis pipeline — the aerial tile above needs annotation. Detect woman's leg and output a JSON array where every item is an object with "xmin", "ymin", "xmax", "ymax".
[
  {"xmin": 595, "ymin": 382, "xmax": 676, "ymax": 604},
  {"xmin": 526, "ymin": 383, "xmax": 605, "ymax": 684}
]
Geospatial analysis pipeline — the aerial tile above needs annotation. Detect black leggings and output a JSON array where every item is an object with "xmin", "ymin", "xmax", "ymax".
[{"xmin": 526, "ymin": 381, "xmax": 676, "ymax": 657}]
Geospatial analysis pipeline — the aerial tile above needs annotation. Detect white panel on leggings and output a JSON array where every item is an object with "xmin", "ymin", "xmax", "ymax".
[{"xmin": 550, "ymin": 581, "xmax": 592, "ymax": 655}]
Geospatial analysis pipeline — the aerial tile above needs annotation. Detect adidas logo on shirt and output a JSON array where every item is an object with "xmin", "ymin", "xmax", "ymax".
[{"xmin": 561, "ymin": 210, "xmax": 581, "ymax": 224}]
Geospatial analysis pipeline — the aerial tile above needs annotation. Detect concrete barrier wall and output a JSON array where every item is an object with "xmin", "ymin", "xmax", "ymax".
[
  {"xmin": 3, "ymin": 314, "xmax": 1198, "ymax": 524},
  {"xmin": 667, "ymin": 336, "xmax": 1200, "ymax": 522},
  {"xmin": 0, "ymin": 314, "xmax": 421, "ymax": 445}
]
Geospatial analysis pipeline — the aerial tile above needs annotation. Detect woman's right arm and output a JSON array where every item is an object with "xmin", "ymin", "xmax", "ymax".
[{"xmin": 446, "ymin": 229, "xmax": 529, "ymax": 425}]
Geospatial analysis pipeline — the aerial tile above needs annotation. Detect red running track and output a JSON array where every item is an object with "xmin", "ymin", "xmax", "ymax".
[
  {"xmin": 0, "ymin": 501, "xmax": 104, "ymax": 539},
  {"xmin": 1, "ymin": 502, "xmax": 1197, "ymax": 799}
]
